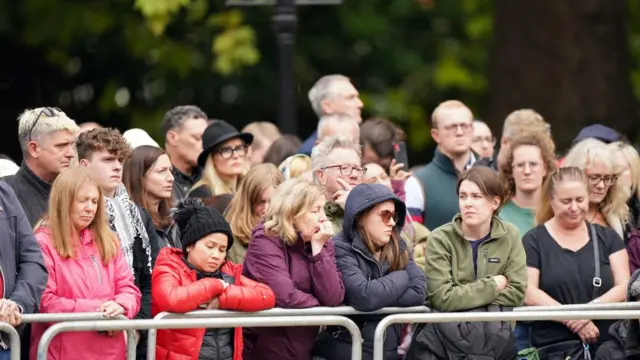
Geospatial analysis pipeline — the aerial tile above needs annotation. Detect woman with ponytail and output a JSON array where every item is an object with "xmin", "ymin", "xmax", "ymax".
[{"xmin": 151, "ymin": 199, "xmax": 275, "ymax": 360}]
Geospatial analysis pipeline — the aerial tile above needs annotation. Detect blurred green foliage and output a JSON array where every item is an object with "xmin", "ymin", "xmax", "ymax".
[{"xmin": 0, "ymin": 0, "xmax": 637, "ymax": 162}]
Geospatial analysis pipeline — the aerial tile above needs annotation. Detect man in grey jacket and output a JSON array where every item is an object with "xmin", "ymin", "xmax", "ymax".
[{"xmin": 0, "ymin": 182, "xmax": 48, "ymax": 360}]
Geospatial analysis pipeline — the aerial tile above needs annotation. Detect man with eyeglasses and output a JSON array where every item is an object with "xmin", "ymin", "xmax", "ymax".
[
  {"xmin": 405, "ymin": 100, "xmax": 477, "ymax": 231},
  {"xmin": 2, "ymin": 107, "xmax": 78, "ymax": 226},
  {"xmin": 311, "ymin": 136, "xmax": 365, "ymax": 233}
]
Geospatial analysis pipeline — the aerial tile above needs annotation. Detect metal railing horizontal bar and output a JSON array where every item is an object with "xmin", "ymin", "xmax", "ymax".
[
  {"xmin": 20, "ymin": 314, "xmax": 135, "ymax": 360},
  {"xmin": 372, "ymin": 310, "xmax": 640, "ymax": 360},
  {"xmin": 21, "ymin": 312, "xmax": 128, "ymax": 323},
  {"xmin": 0, "ymin": 323, "xmax": 21, "ymax": 360},
  {"xmin": 38, "ymin": 315, "xmax": 363, "ymax": 360},
  {"xmin": 146, "ymin": 306, "xmax": 428, "ymax": 360},
  {"xmin": 514, "ymin": 302, "xmax": 640, "ymax": 312}
]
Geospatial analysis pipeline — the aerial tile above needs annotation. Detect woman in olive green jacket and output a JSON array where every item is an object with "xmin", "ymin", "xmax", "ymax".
[{"xmin": 425, "ymin": 167, "xmax": 528, "ymax": 312}]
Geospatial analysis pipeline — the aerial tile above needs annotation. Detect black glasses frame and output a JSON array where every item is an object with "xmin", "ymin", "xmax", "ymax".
[
  {"xmin": 217, "ymin": 144, "xmax": 248, "ymax": 159},
  {"xmin": 322, "ymin": 164, "xmax": 367, "ymax": 177}
]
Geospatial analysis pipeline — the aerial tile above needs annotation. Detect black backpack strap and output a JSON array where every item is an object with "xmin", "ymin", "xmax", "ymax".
[{"xmin": 589, "ymin": 223, "xmax": 602, "ymax": 300}]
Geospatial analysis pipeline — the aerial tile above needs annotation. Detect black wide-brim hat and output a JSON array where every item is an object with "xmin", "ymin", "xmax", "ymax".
[{"xmin": 197, "ymin": 120, "xmax": 254, "ymax": 167}]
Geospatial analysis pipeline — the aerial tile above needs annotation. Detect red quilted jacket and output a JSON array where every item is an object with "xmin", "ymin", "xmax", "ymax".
[{"xmin": 152, "ymin": 247, "xmax": 276, "ymax": 360}]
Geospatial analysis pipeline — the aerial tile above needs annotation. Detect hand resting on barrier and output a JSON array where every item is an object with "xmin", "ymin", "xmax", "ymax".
[{"xmin": 0, "ymin": 299, "xmax": 22, "ymax": 326}]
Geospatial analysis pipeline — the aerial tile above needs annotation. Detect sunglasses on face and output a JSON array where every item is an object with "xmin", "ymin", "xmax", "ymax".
[{"xmin": 379, "ymin": 210, "xmax": 398, "ymax": 224}]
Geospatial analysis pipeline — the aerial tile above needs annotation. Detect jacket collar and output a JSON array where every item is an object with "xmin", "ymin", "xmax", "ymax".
[
  {"xmin": 450, "ymin": 213, "xmax": 509, "ymax": 241},
  {"xmin": 17, "ymin": 162, "xmax": 52, "ymax": 197},
  {"xmin": 432, "ymin": 148, "xmax": 475, "ymax": 176}
]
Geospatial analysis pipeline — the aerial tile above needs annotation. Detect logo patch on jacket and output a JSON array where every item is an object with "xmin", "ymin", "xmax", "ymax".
[{"xmin": 488, "ymin": 257, "xmax": 500, "ymax": 264}]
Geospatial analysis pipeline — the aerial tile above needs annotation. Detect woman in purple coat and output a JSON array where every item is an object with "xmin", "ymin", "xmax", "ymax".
[{"xmin": 242, "ymin": 178, "xmax": 345, "ymax": 360}]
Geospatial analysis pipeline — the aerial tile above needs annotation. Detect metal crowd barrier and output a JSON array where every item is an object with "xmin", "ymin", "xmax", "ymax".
[
  {"xmin": 21, "ymin": 313, "xmax": 137, "ymax": 360},
  {"xmin": 0, "ymin": 324, "xmax": 20, "ymax": 360},
  {"xmin": 372, "ymin": 309, "xmax": 640, "ymax": 360},
  {"xmin": 37, "ymin": 315, "xmax": 363, "ymax": 360},
  {"xmin": 514, "ymin": 301, "xmax": 640, "ymax": 311},
  {"xmin": 146, "ymin": 306, "xmax": 428, "ymax": 360}
]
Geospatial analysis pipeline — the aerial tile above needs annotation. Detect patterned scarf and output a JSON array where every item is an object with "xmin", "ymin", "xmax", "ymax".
[{"xmin": 104, "ymin": 184, "xmax": 152, "ymax": 277}]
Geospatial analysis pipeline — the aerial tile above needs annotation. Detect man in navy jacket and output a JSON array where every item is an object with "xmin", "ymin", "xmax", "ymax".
[{"xmin": 0, "ymin": 181, "xmax": 48, "ymax": 360}]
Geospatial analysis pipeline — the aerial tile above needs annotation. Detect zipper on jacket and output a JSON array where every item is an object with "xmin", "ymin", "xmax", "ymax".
[
  {"xmin": 352, "ymin": 246, "xmax": 383, "ymax": 278},
  {"xmin": 482, "ymin": 248, "xmax": 489, "ymax": 278},
  {"xmin": 90, "ymin": 255, "xmax": 102, "ymax": 284}
]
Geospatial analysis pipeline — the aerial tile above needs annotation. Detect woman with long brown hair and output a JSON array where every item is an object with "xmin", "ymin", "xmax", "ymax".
[
  {"xmin": 313, "ymin": 183, "xmax": 426, "ymax": 360},
  {"xmin": 31, "ymin": 167, "xmax": 141, "ymax": 360},
  {"xmin": 224, "ymin": 163, "xmax": 284, "ymax": 263},
  {"xmin": 123, "ymin": 145, "xmax": 180, "ymax": 248}
]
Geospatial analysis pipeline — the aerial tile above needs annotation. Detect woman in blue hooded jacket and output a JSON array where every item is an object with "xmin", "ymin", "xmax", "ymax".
[{"xmin": 313, "ymin": 183, "xmax": 427, "ymax": 360}]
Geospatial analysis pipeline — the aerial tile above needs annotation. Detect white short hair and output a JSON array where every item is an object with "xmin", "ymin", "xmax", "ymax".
[
  {"xmin": 311, "ymin": 135, "xmax": 362, "ymax": 172},
  {"xmin": 317, "ymin": 114, "xmax": 359, "ymax": 140},
  {"xmin": 18, "ymin": 107, "xmax": 78, "ymax": 152},
  {"xmin": 308, "ymin": 74, "xmax": 350, "ymax": 118}
]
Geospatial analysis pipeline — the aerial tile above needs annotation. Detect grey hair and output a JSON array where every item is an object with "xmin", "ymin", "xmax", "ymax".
[
  {"xmin": 311, "ymin": 135, "xmax": 362, "ymax": 172},
  {"xmin": 317, "ymin": 114, "xmax": 359, "ymax": 140},
  {"xmin": 308, "ymin": 74, "xmax": 351, "ymax": 117},
  {"xmin": 160, "ymin": 105, "xmax": 208, "ymax": 137},
  {"xmin": 17, "ymin": 108, "xmax": 78, "ymax": 152}
]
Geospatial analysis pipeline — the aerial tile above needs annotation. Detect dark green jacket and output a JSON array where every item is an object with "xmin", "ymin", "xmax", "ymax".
[
  {"xmin": 425, "ymin": 214, "xmax": 527, "ymax": 312},
  {"xmin": 414, "ymin": 149, "xmax": 462, "ymax": 231}
]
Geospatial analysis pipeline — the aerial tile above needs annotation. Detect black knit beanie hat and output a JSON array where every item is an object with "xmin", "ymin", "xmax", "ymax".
[{"xmin": 172, "ymin": 198, "xmax": 234, "ymax": 253}]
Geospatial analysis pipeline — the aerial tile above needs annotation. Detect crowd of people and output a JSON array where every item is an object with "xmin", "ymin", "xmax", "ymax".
[{"xmin": 0, "ymin": 73, "xmax": 639, "ymax": 360}]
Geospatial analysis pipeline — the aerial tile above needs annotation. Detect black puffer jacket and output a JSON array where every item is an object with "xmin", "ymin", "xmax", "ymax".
[
  {"xmin": 406, "ymin": 305, "xmax": 517, "ymax": 360},
  {"xmin": 595, "ymin": 269, "xmax": 640, "ymax": 360}
]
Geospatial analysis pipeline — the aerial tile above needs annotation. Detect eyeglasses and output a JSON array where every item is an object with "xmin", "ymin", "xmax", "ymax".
[
  {"xmin": 322, "ymin": 164, "xmax": 367, "ymax": 177},
  {"xmin": 28, "ymin": 107, "xmax": 60, "ymax": 142},
  {"xmin": 379, "ymin": 210, "xmax": 398, "ymax": 224},
  {"xmin": 472, "ymin": 136, "xmax": 496, "ymax": 145},
  {"xmin": 587, "ymin": 174, "xmax": 617, "ymax": 186},
  {"xmin": 217, "ymin": 144, "xmax": 248, "ymax": 159},
  {"xmin": 442, "ymin": 122, "xmax": 472, "ymax": 133},
  {"xmin": 512, "ymin": 161, "xmax": 542, "ymax": 172}
]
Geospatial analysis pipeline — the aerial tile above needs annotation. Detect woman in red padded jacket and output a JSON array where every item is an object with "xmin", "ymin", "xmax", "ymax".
[{"xmin": 152, "ymin": 199, "xmax": 275, "ymax": 360}]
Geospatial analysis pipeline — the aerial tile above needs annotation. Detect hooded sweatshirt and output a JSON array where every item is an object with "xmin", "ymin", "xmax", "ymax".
[{"xmin": 314, "ymin": 184, "xmax": 426, "ymax": 360}]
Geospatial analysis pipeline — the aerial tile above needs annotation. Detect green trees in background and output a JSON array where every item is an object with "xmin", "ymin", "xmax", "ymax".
[{"xmin": 0, "ymin": 0, "xmax": 637, "ymax": 162}]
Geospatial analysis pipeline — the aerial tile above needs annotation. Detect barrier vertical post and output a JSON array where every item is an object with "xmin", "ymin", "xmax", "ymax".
[{"xmin": 0, "ymin": 323, "xmax": 21, "ymax": 360}]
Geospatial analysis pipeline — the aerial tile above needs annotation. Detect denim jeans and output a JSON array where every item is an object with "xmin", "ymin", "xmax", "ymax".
[
  {"xmin": 0, "ymin": 349, "xmax": 11, "ymax": 360},
  {"xmin": 515, "ymin": 322, "xmax": 532, "ymax": 352}
]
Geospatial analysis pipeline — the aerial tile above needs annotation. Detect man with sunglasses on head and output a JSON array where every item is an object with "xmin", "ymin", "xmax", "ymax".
[
  {"xmin": 2, "ymin": 107, "xmax": 78, "ymax": 226},
  {"xmin": 312, "ymin": 135, "xmax": 366, "ymax": 233}
]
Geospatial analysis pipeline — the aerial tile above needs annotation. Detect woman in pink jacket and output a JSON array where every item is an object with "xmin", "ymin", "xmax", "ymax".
[{"xmin": 30, "ymin": 168, "xmax": 141, "ymax": 360}]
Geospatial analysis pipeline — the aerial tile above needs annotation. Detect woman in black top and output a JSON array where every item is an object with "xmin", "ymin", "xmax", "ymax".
[{"xmin": 523, "ymin": 167, "xmax": 629, "ymax": 352}]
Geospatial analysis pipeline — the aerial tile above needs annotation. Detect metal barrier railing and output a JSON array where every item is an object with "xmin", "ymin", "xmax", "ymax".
[
  {"xmin": 514, "ymin": 302, "xmax": 640, "ymax": 311},
  {"xmin": 372, "ymin": 310, "xmax": 640, "ymax": 360},
  {"xmin": 37, "ymin": 315, "xmax": 363, "ymax": 360},
  {"xmin": 146, "ymin": 306, "xmax": 428, "ymax": 360},
  {"xmin": 0, "ymin": 323, "xmax": 21, "ymax": 360},
  {"xmin": 21, "ymin": 313, "xmax": 136, "ymax": 360}
]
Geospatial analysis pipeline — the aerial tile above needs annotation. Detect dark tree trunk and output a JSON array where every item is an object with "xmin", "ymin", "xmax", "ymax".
[{"xmin": 488, "ymin": 0, "xmax": 639, "ymax": 152}]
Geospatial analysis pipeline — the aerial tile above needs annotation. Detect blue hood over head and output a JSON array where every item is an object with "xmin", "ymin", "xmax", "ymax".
[{"xmin": 342, "ymin": 183, "xmax": 406, "ymax": 241}]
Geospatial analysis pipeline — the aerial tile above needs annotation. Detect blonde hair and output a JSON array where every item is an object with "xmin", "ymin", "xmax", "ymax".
[
  {"xmin": 431, "ymin": 100, "xmax": 472, "ymax": 128},
  {"xmin": 502, "ymin": 109, "xmax": 551, "ymax": 140},
  {"xmin": 225, "ymin": 164, "xmax": 284, "ymax": 245},
  {"xmin": 608, "ymin": 141, "xmax": 640, "ymax": 200},
  {"xmin": 242, "ymin": 122, "xmax": 282, "ymax": 142},
  {"xmin": 279, "ymin": 154, "xmax": 312, "ymax": 180},
  {"xmin": 39, "ymin": 167, "xmax": 118, "ymax": 264},
  {"xmin": 190, "ymin": 155, "xmax": 246, "ymax": 196},
  {"xmin": 536, "ymin": 167, "xmax": 588, "ymax": 225},
  {"xmin": 311, "ymin": 135, "xmax": 362, "ymax": 173},
  {"xmin": 562, "ymin": 138, "xmax": 629, "ymax": 222},
  {"xmin": 263, "ymin": 178, "xmax": 325, "ymax": 245},
  {"xmin": 18, "ymin": 107, "xmax": 78, "ymax": 152}
]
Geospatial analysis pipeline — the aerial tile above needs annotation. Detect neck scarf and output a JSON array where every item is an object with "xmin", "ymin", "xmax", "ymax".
[{"xmin": 104, "ymin": 184, "xmax": 152, "ymax": 277}]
